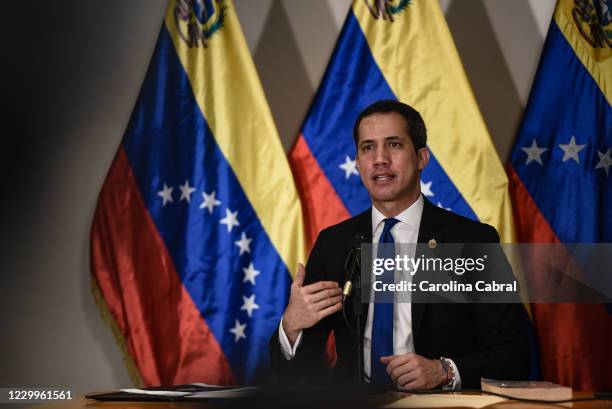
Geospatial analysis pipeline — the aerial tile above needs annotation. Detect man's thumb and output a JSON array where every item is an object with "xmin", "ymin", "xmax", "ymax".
[{"xmin": 295, "ymin": 263, "xmax": 306, "ymax": 286}]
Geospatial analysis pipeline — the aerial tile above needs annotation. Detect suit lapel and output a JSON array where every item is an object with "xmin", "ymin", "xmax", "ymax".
[{"xmin": 412, "ymin": 199, "xmax": 444, "ymax": 342}]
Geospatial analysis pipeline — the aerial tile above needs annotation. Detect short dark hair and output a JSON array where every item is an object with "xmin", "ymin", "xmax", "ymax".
[{"xmin": 352, "ymin": 99, "xmax": 427, "ymax": 151}]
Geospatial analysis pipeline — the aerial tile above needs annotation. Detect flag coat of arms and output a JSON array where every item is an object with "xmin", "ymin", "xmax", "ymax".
[
  {"xmin": 508, "ymin": 0, "xmax": 611, "ymax": 390},
  {"xmin": 90, "ymin": 0, "xmax": 305, "ymax": 386}
]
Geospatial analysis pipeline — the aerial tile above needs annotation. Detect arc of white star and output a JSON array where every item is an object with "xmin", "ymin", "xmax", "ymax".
[
  {"xmin": 339, "ymin": 156, "xmax": 359, "ymax": 179},
  {"xmin": 420, "ymin": 180, "xmax": 434, "ymax": 197},
  {"xmin": 241, "ymin": 294, "xmax": 260, "ymax": 318},
  {"xmin": 178, "ymin": 179, "xmax": 196, "ymax": 202},
  {"xmin": 199, "ymin": 191, "xmax": 221, "ymax": 214},
  {"xmin": 157, "ymin": 183, "xmax": 174, "ymax": 206},
  {"xmin": 436, "ymin": 202, "xmax": 451, "ymax": 211},
  {"xmin": 595, "ymin": 148, "xmax": 612, "ymax": 176},
  {"xmin": 559, "ymin": 136, "xmax": 587, "ymax": 163},
  {"xmin": 243, "ymin": 262, "xmax": 261, "ymax": 285},
  {"xmin": 220, "ymin": 208, "xmax": 240, "ymax": 233},
  {"xmin": 229, "ymin": 319, "xmax": 246, "ymax": 342},
  {"xmin": 522, "ymin": 139, "xmax": 548, "ymax": 165},
  {"xmin": 235, "ymin": 232, "xmax": 252, "ymax": 255}
]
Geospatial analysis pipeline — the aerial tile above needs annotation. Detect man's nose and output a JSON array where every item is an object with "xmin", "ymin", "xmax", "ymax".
[{"xmin": 373, "ymin": 147, "xmax": 390, "ymax": 166}]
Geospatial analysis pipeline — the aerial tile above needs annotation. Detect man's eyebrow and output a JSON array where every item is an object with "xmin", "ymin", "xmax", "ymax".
[{"xmin": 358, "ymin": 135, "xmax": 404, "ymax": 145}]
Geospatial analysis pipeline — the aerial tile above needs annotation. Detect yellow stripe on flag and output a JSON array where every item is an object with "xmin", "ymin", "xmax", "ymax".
[
  {"xmin": 352, "ymin": 0, "xmax": 515, "ymax": 243},
  {"xmin": 164, "ymin": 0, "xmax": 305, "ymax": 276}
]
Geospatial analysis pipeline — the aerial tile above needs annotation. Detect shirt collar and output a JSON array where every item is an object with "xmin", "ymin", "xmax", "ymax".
[{"xmin": 371, "ymin": 194, "xmax": 424, "ymax": 234}]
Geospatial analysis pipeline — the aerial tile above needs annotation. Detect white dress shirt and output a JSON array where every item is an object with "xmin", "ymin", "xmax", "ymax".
[{"xmin": 278, "ymin": 195, "xmax": 461, "ymax": 389}]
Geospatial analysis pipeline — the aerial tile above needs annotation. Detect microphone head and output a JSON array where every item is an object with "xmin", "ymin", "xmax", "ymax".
[{"xmin": 351, "ymin": 234, "xmax": 366, "ymax": 250}]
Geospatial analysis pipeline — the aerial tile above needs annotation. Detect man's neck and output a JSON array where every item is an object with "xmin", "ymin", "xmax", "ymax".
[{"xmin": 372, "ymin": 192, "xmax": 421, "ymax": 218}]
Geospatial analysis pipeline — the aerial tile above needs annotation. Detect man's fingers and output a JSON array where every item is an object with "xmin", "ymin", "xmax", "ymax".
[
  {"xmin": 309, "ymin": 287, "xmax": 342, "ymax": 303},
  {"xmin": 397, "ymin": 371, "xmax": 418, "ymax": 387},
  {"xmin": 294, "ymin": 263, "xmax": 306, "ymax": 287},
  {"xmin": 313, "ymin": 295, "xmax": 342, "ymax": 310},
  {"xmin": 316, "ymin": 301, "xmax": 342, "ymax": 319},
  {"xmin": 390, "ymin": 361, "xmax": 418, "ymax": 380},
  {"xmin": 302, "ymin": 280, "xmax": 339, "ymax": 294},
  {"xmin": 380, "ymin": 355, "xmax": 395, "ymax": 365},
  {"xmin": 384, "ymin": 353, "xmax": 414, "ymax": 374},
  {"xmin": 400, "ymin": 378, "xmax": 422, "ymax": 391}
]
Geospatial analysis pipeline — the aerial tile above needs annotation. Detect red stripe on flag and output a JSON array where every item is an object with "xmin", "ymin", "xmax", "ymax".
[
  {"xmin": 507, "ymin": 166, "xmax": 558, "ymax": 244},
  {"xmin": 290, "ymin": 135, "xmax": 349, "ymax": 367},
  {"xmin": 289, "ymin": 135, "xmax": 351, "ymax": 249},
  {"xmin": 90, "ymin": 148, "xmax": 236, "ymax": 386},
  {"xmin": 508, "ymin": 166, "xmax": 612, "ymax": 390}
]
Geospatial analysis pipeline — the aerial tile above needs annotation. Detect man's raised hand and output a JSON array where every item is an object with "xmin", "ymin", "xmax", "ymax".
[{"xmin": 282, "ymin": 263, "xmax": 343, "ymax": 344}]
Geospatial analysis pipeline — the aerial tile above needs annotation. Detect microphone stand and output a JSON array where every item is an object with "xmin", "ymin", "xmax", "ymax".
[
  {"xmin": 342, "ymin": 238, "xmax": 364, "ymax": 384},
  {"xmin": 351, "ymin": 252, "xmax": 364, "ymax": 384}
]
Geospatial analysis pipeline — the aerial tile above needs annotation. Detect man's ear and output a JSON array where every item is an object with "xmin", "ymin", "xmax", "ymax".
[{"xmin": 417, "ymin": 147, "xmax": 430, "ymax": 171}]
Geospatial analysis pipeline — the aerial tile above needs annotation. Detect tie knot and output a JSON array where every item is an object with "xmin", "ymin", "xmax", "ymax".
[{"xmin": 382, "ymin": 218, "xmax": 400, "ymax": 236}]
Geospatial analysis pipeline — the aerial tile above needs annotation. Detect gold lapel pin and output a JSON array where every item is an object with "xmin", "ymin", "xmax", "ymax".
[{"xmin": 428, "ymin": 238, "xmax": 437, "ymax": 249}]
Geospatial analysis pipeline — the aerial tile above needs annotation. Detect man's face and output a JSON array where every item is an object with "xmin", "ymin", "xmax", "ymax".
[{"xmin": 355, "ymin": 112, "xmax": 429, "ymax": 210}]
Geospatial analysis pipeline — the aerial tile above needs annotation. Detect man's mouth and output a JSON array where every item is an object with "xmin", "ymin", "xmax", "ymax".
[{"xmin": 372, "ymin": 174, "xmax": 394, "ymax": 182}]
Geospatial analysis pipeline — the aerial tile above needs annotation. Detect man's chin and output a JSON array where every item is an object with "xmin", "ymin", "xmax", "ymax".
[
  {"xmin": 369, "ymin": 189, "xmax": 419, "ymax": 209},
  {"xmin": 369, "ymin": 192, "xmax": 400, "ymax": 203}
]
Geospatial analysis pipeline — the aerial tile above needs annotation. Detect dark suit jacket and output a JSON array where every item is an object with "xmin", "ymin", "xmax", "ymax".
[{"xmin": 270, "ymin": 198, "xmax": 529, "ymax": 388}]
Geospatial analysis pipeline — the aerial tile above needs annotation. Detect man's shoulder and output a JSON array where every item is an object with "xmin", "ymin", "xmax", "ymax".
[
  {"xmin": 317, "ymin": 209, "xmax": 371, "ymax": 242},
  {"xmin": 424, "ymin": 200, "xmax": 499, "ymax": 243},
  {"xmin": 306, "ymin": 210, "xmax": 371, "ymax": 273}
]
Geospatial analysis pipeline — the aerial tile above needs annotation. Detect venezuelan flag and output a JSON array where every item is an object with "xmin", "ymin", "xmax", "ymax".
[
  {"xmin": 90, "ymin": 0, "xmax": 305, "ymax": 385},
  {"xmin": 290, "ymin": 0, "xmax": 515, "ymax": 248},
  {"xmin": 508, "ymin": 0, "xmax": 611, "ymax": 390}
]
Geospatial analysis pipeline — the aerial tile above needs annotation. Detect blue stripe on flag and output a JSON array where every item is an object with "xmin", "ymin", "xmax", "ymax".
[
  {"xmin": 302, "ymin": 11, "xmax": 477, "ymax": 221},
  {"xmin": 121, "ymin": 27, "xmax": 291, "ymax": 382},
  {"xmin": 510, "ymin": 23, "xmax": 612, "ymax": 243}
]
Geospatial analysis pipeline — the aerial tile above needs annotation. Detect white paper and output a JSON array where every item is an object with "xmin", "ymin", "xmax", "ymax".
[
  {"xmin": 187, "ymin": 383, "xmax": 230, "ymax": 388},
  {"xmin": 119, "ymin": 388, "xmax": 191, "ymax": 397},
  {"xmin": 185, "ymin": 386, "xmax": 259, "ymax": 399}
]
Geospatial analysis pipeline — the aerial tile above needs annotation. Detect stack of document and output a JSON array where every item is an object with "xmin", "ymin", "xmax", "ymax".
[{"xmin": 87, "ymin": 383, "xmax": 258, "ymax": 401}]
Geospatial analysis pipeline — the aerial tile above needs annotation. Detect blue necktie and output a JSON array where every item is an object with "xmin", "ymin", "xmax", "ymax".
[{"xmin": 371, "ymin": 217, "xmax": 400, "ymax": 387}]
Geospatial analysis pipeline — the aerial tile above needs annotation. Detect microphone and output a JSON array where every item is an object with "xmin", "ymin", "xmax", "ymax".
[{"xmin": 342, "ymin": 235, "xmax": 365, "ymax": 303}]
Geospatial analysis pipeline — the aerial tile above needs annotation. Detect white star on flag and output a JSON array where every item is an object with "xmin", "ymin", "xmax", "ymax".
[
  {"xmin": 241, "ymin": 294, "xmax": 260, "ymax": 317},
  {"xmin": 437, "ymin": 202, "xmax": 451, "ymax": 211},
  {"xmin": 522, "ymin": 139, "xmax": 547, "ymax": 165},
  {"xmin": 559, "ymin": 136, "xmax": 586, "ymax": 163},
  {"xmin": 199, "ymin": 191, "xmax": 221, "ymax": 213},
  {"xmin": 339, "ymin": 155, "xmax": 359, "ymax": 179},
  {"xmin": 157, "ymin": 183, "xmax": 174, "ymax": 206},
  {"xmin": 178, "ymin": 179, "xmax": 196, "ymax": 202},
  {"xmin": 420, "ymin": 180, "xmax": 434, "ymax": 197},
  {"xmin": 235, "ymin": 232, "xmax": 252, "ymax": 255},
  {"xmin": 243, "ymin": 262, "xmax": 261, "ymax": 285},
  {"xmin": 229, "ymin": 319, "xmax": 246, "ymax": 342},
  {"xmin": 595, "ymin": 148, "xmax": 612, "ymax": 176},
  {"xmin": 220, "ymin": 208, "xmax": 240, "ymax": 233}
]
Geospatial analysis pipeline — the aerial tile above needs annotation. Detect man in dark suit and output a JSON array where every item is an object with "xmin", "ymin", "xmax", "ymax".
[{"xmin": 269, "ymin": 100, "xmax": 529, "ymax": 390}]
